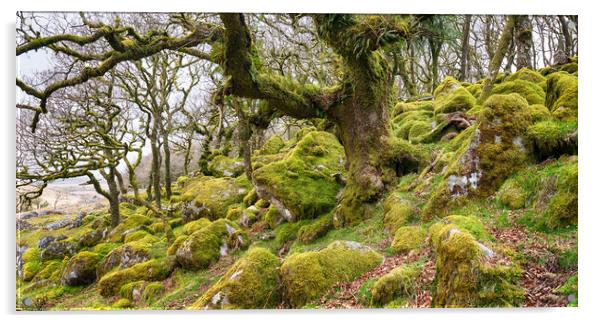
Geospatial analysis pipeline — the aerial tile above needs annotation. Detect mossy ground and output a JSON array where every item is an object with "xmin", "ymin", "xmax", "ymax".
[{"xmin": 17, "ymin": 64, "xmax": 577, "ymax": 310}]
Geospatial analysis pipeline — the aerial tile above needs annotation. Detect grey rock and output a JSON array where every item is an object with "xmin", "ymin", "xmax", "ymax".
[{"xmin": 40, "ymin": 241, "xmax": 78, "ymax": 261}]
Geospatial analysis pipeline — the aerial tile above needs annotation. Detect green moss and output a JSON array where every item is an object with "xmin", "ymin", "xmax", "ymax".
[
  {"xmin": 207, "ymin": 155, "xmax": 245, "ymax": 178},
  {"xmin": 190, "ymin": 248, "xmax": 281, "ymax": 309},
  {"xmin": 21, "ymin": 247, "xmax": 42, "ymax": 281},
  {"xmin": 141, "ymin": 282, "xmax": 164, "ymax": 304},
  {"xmin": 496, "ymin": 180, "xmax": 526, "ymax": 209},
  {"xmin": 391, "ymin": 226, "xmax": 426, "ymax": 254},
  {"xmin": 107, "ymin": 215, "xmax": 154, "ymax": 243},
  {"xmin": 433, "ymin": 76, "xmax": 476, "ymax": 114},
  {"xmin": 491, "ymin": 79, "xmax": 545, "ymax": 105},
  {"xmin": 263, "ymin": 205, "xmax": 282, "ymax": 229},
  {"xmin": 545, "ymin": 72, "xmax": 578, "ymax": 121},
  {"xmin": 297, "ymin": 213, "xmax": 334, "ymax": 244},
  {"xmin": 242, "ymin": 189, "xmax": 258, "ymax": 206},
  {"xmin": 92, "ymin": 242, "xmax": 121, "ymax": 257},
  {"xmin": 167, "ymin": 235, "xmax": 188, "ymax": 256},
  {"xmin": 123, "ymin": 230, "xmax": 152, "ymax": 243},
  {"xmin": 61, "ymin": 251, "xmax": 102, "ymax": 286},
  {"xmin": 119, "ymin": 280, "xmax": 147, "ymax": 301},
  {"xmin": 182, "ymin": 218, "xmax": 211, "ymax": 235},
  {"xmin": 383, "ymin": 195, "xmax": 414, "ymax": 234},
  {"xmin": 391, "ymin": 100, "xmax": 433, "ymax": 117},
  {"xmin": 98, "ymin": 258, "xmax": 174, "ymax": 297},
  {"xmin": 280, "ymin": 240, "xmax": 383, "ymax": 308},
  {"xmin": 371, "ymin": 263, "xmax": 421, "ymax": 306},
  {"xmin": 176, "ymin": 176, "xmax": 250, "ymax": 220},
  {"xmin": 506, "ymin": 68, "xmax": 546, "ymax": 84},
  {"xmin": 274, "ymin": 220, "xmax": 310, "ymax": 247},
  {"xmin": 444, "ymin": 215, "xmax": 490, "ymax": 241},
  {"xmin": 527, "ymin": 120, "xmax": 577, "ymax": 159},
  {"xmin": 257, "ymin": 135, "xmax": 286, "ymax": 155},
  {"xmin": 430, "ymin": 224, "xmax": 523, "ymax": 307},
  {"xmin": 528, "ymin": 104, "xmax": 552, "ymax": 122},
  {"xmin": 465, "ymin": 84, "xmax": 483, "ymax": 98},
  {"xmin": 557, "ymin": 246, "xmax": 578, "ymax": 270},
  {"xmin": 408, "ymin": 121, "xmax": 433, "ymax": 143},
  {"xmin": 253, "ymin": 131, "xmax": 346, "ymax": 222},
  {"xmin": 112, "ymin": 298, "xmax": 133, "ymax": 309},
  {"xmin": 175, "ymin": 219, "xmax": 245, "ymax": 270},
  {"xmin": 35, "ymin": 259, "xmax": 66, "ymax": 282},
  {"xmin": 560, "ymin": 62, "xmax": 578, "ymax": 74}
]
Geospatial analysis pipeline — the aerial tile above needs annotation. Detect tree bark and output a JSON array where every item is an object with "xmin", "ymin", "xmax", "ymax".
[
  {"xmin": 515, "ymin": 15, "xmax": 534, "ymax": 69},
  {"xmin": 459, "ymin": 14, "xmax": 472, "ymax": 81},
  {"xmin": 479, "ymin": 16, "xmax": 518, "ymax": 104}
]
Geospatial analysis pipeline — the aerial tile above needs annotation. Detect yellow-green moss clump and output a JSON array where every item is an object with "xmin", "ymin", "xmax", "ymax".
[
  {"xmin": 545, "ymin": 72, "xmax": 578, "ymax": 121},
  {"xmin": 391, "ymin": 110, "xmax": 433, "ymax": 140},
  {"xmin": 107, "ymin": 214, "xmax": 154, "ymax": 243},
  {"xmin": 491, "ymin": 79, "xmax": 545, "ymax": 105},
  {"xmin": 506, "ymin": 68, "xmax": 546, "ymax": 84},
  {"xmin": 496, "ymin": 180, "xmax": 526, "ymax": 209},
  {"xmin": 190, "ymin": 248, "xmax": 281, "ymax": 309},
  {"xmin": 527, "ymin": 120, "xmax": 577, "ymax": 160},
  {"xmin": 253, "ymin": 131, "xmax": 346, "ymax": 222},
  {"xmin": 174, "ymin": 176, "xmax": 250, "ymax": 220},
  {"xmin": 540, "ymin": 162, "xmax": 578, "ymax": 229},
  {"xmin": 433, "ymin": 76, "xmax": 477, "ymax": 114},
  {"xmin": 98, "ymin": 258, "xmax": 175, "ymax": 297},
  {"xmin": 257, "ymin": 135, "xmax": 286, "ymax": 155},
  {"xmin": 60, "ymin": 251, "xmax": 102, "ymax": 286},
  {"xmin": 97, "ymin": 241, "xmax": 152, "ymax": 278},
  {"xmin": 430, "ymin": 224, "xmax": 523, "ymax": 307},
  {"xmin": 280, "ymin": 240, "xmax": 383, "ymax": 308},
  {"xmin": 207, "ymin": 155, "xmax": 245, "ymax": 178},
  {"xmin": 21, "ymin": 247, "xmax": 42, "ymax": 281},
  {"xmin": 383, "ymin": 195, "xmax": 414, "ymax": 234},
  {"xmin": 297, "ymin": 213, "xmax": 333, "ymax": 244},
  {"xmin": 370, "ymin": 263, "xmax": 421, "ymax": 306},
  {"xmin": 391, "ymin": 100, "xmax": 433, "ymax": 118},
  {"xmin": 528, "ymin": 104, "xmax": 552, "ymax": 122},
  {"xmin": 391, "ymin": 226, "xmax": 426, "ymax": 254},
  {"xmin": 175, "ymin": 219, "xmax": 246, "ymax": 270}
]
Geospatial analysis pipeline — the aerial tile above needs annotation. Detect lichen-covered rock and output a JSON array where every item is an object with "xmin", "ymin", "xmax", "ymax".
[
  {"xmin": 175, "ymin": 176, "xmax": 250, "ymax": 221},
  {"xmin": 391, "ymin": 226, "xmax": 426, "ymax": 254},
  {"xmin": 371, "ymin": 263, "xmax": 421, "ymax": 306},
  {"xmin": 207, "ymin": 155, "xmax": 245, "ymax": 178},
  {"xmin": 429, "ymin": 224, "xmax": 523, "ymax": 307},
  {"xmin": 280, "ymin": 240, "xmax": 383, "ymax": 308},
  {"xmin": 40, "ymin": 241, "xmax": 78, "ymax": 261},
  {"xmin": 61, "ymin": 251, "xmax": 102, "ymax": 286},
  {"xmin": 545, "ymin": 72, "xmax": 578, "ymax": 121},
  {"xmin": 98, "ymin": 258, "xmax": 175, "ymax": 297},
  {"xmin": 97, "ymin": 242, "xmax": 151, "ymax": 278},
  {"xmin": 79, "ymin": 228, "xmax": 108, "ymax": 247},
  {"xmin": 433, "ymin": 76, "xmax": 477, "ymax": 114},
  {"xmin": 253, "ymin": 131, "xmax": 346, "ymax": 222},
  {"xmin": 190, "ymin": 248, "xmax": 281, "ymax": 309},
  {"xmin": 176, "ymin": 219, "xmax": 247, "ymax": 270}
]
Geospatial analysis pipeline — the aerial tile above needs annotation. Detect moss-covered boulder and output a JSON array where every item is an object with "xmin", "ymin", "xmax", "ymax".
[
  {"xmin": 545, "ymin": 72, "xmax": 578, "ymax": 120},
  {"xmin": 371, "ymin": 263, "xmax": 421, "ymax": 306},
  {"xmin": 176, "ymin": 219, "xmax": 246, "ymax": 270},
  {"xmin": 506, "ymin": 68, "xmax": 546, "ymax": 84},
  {"xmin": 383, "ymin": 195, "xmax": 414, "ymax": 234},
  {"xmin": 257, "ymin": 135, "xmax": 286, "ymax": 155},
  {"xmin": 207, "ymin": 155, "xmax": 245, "ymax": 178},
  {"xmin": 40, "ymin": 240, "xmax": 78, "ymax": 261},
  {"xmin": 253, "ymin": 131, "xmax": 346, "ymax": 222},
  {"xmin": 79, "ymin": 228, "xmax": 107, "ymax": 247},
  {"xmin": 491, "ymin": 79, "xmax": 545, "ymax": 105},
  {"xmin": 297, "ymin": 213, "xmax": 333, "ymax": 244},
  {"xmin": 190, "ymin": 248, "xmax": 281, "ymax": 309},
  {"xmin": 423, "ymin": 94, "xmax": 533, "ymax": 218},
  {"xmin": 433, "ymin": 76, "xmax": 477, "ymax": 114},
  {"xmin": 107, "ymin": 215, "xmax": 154, "ymax": 243},
  {"xmin": 280, "ymin": 240, "xmax": 383, "ymax": 308},
  {"xmin": 527, "ymin": 120, "xmax": 577, "ymax": 160},
  {"xmin": 97, "ymin": 242, "xmax": 151, "ymax": 278},
  {"xmin": 391, "ymin": 226, "xmax": 426, "ymax": 254},
  {"xmin": 497, "ymin": 180, "xmax": 526, "ymax": 209},
  {"xmin": 98, "ymin": 258, "xmax": 175, "ymax": 297},
  {"xmin": 21, "ymin": 247, "xmax": 42, "ymax": 281},
  {"xmin": 61, "ymin": 251, "xmax": 102, "ymax": 286},
  {"xmin": 429, "ymin": 224, "xmax": 523, "ymax": 307},
  {"xmin": 175, "ymin": 176, "xmax": 250, "ymax": 221}
]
